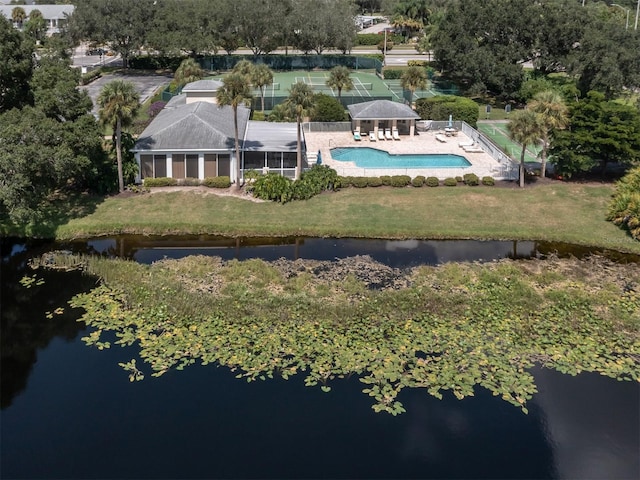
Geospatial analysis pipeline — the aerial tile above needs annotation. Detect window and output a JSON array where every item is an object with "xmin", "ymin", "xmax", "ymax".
[
  {"xmin": 267, "ymin": 152, "xmax": 282, "ymax": 169},
  {"xmin": 283, "ymin": 152, "xmax": 297, "ymax": 169},
  {"xmin": 204, "ymin": 154, "xmax": 217, "ymax": 177},
  {"xmin": 154, "ymin": 155, "xmax": 167, "ymax": 177},
  {"xmin": 172, "ymin": 154, "xmax": 185, "ymax": 179},
  {"xmin": 243, "ymin": 152, "xmax": 264, "ymax": 170},
  {"xmin": 186, "ymin": 154, "xmax": 198, "ymax": 178},
  {"xmin": 218, "ymin": 155, "xmax": 230, "ymax": 176}
]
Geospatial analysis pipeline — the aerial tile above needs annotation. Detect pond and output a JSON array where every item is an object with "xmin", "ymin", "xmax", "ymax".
[{"xmin": 1, "ymin": 236, "xmax": 638, "ymax": 479}]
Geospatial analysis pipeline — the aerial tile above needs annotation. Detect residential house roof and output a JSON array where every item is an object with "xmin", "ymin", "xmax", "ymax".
[
  {"xmin": 182, "ymin": 79, "xmax": 223, "ymax": 93},
  {"xmin": 133, "ymin": 101, "xmax": 250, "ymax": 152}
]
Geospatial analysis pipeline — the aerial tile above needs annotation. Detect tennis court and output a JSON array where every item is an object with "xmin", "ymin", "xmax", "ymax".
[
  {"xmin": 477, "ymin": 121, "xmax": 542, "ymax": 164},
  {"xmin": 260, "ymin": 70, "xmax": 388, "ymax": 99}
]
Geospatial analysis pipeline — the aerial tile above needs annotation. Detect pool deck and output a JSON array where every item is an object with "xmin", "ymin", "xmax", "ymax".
[{"xmin": 305, "ymin": 130, "xmax": 517, "ymax": 180}]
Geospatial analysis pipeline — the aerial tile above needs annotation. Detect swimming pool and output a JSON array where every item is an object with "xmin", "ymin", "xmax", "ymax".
[{"xmin": 330, "ymin": 147, "xmax": 471, "ymax": 168}]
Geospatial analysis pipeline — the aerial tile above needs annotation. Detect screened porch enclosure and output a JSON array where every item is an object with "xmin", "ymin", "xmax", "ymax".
[
  {"xmin": 242, "ymin": 151, "xmax": 299, "ymax": 178},
  {"xmin": 139, "ymin": 153, "xmax": 231, "ymax": 180}
]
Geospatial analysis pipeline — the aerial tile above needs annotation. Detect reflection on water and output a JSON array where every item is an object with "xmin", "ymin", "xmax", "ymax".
[{"xmin": 1, "ymin": 236, "xmax": 638, "ymax": 479}]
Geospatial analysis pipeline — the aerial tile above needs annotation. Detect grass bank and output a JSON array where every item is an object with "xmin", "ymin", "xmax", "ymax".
[{"xmin": 38, "ymin": 183, "xmax": 640, "ymax": 253}]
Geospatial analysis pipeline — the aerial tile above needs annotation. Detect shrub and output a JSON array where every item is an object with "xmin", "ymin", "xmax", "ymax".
[
  {"xmin": 338, "ymin": 176, "xmax": 353, "ymax": 187},
  {"xmin": 292, "ymin": 165, "xmax": 339, "ymax": 199},
  {"xmin": 607, "ymin": 166, "xmax": 640, "ymax": 240},
  {"xmin": 352, "ymin": 176, "xmax": 369, "ymax": 188},
  {"xmin": 250, "ymin": 173, "xmax": 293, "ymax": 202},
  {"xmin": 380, "ymin": 175, "xmax": 392, "ymax": 186},
  {"xmin": 383, "ymin": 69, "xmax": 403, "ymax": 80},
  {"xmin": 391, "ymin": 175, "xmax": 411, "ymax": 187},
  {"xmin": 312, "ymin": 93, "xmax": 346, "ymax": 122},
  {"xmin": 80, "ymin": 68, "xmax": 101, "ymax": 85},
  {"xmin": 143, "ymin": 177, "xmax": 177, "ymax": 187},
  {"xmin": 463, "ymin": 173, "xmax": 479, "ymax": 186},
  {"xmin": 148, "ymin": 101, "xmax": 166, "ymax": 118},
  {"xmin": 414, "ymin": 95, "xmax": 480, "ymax": 128},
  {"xmin": 356, "ymin": 33, "xmax": 385, "ymax": 46},
  {"xmin": 482, "ymin": 176, "xmax": 495, "ymax": 186},
  {"xmin": 407, "ymin": 60, "xmax": 428, "ymax": 67},
  {"xmin": 456, "ymin": 176, "xmax": 463, "ymax": 183},
  {"xmin": 180, "ymin": 177, "xmax": 201, "ymax": 186},
  {"xmin": 412, "ymin": 175, "xmax": 425, "ymax": 187},
  {"xmin": 367, "ymin": 177, "xmax": 383, "ymax": 187},
  {"xmin": 203, "ymin": 176, "xmax": 231, "ymax": 188},
  {"xmin": 300, "ymin": 164, "xmax": 339, "ymax": 192},
  {"xmin": 444, "ymin": 177, "xmax": 457, "ymax": 186},
  {"xmin": 426, "ymin": 176, "xmax": 440, "ymax": 187},
  {"xmin": 252, "ymin": 111, "xmax": 265, "ymax": 121}
]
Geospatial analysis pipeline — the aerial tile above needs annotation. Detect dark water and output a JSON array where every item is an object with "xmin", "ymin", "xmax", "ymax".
[{"xmin": 1, "ymin": 237, "xmax": 639, "ymax": 479}]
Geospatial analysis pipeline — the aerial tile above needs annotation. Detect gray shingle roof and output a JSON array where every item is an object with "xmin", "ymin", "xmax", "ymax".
[
  {"xmin": 133, "ymin": 102, "xmax": 250, "ymax": 152},
  {"xmin": 347, "ymin": 100, "xmax": 420, "ymax": 120},
  {"xmin": 182, "ymin": 79, "xmax": 223, "ymax": 93}
]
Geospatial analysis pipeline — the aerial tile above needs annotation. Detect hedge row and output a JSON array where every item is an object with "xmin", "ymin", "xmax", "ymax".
[
  {"xmin": 337, "ymin": 174, "xmax": 496, "ymax": 187},
  {"xmin": 142, "ymin": 176, "xmax": 231, "ymax": 188}
]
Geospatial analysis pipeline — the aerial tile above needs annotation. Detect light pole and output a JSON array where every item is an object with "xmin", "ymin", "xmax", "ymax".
[
  {"xmin": 635, "ymin": 0, "xmax": 639, "ymax": 30},
  {"xmin": 611, "ymin": 3, "xmax": 630, "ymax": 29}
]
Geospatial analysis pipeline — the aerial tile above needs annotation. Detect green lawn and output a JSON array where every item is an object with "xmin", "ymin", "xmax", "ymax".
[{"xmin": 26, "ymin": 184, "xmax": 639, "ymax": 254}]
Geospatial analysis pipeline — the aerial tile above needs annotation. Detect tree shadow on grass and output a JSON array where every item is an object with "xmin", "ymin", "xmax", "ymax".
[{"xmin": 2, "ymin": 191, "xmax": 105, "ymax": 239}]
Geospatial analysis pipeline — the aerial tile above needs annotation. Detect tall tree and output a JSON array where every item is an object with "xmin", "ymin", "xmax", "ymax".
[
  {"xmin": 98, "ymin": 80, "xmax": 140, "ymax": 193},
  {"xmin": 251, "ymin": 64, "xmax": 274, "ymax": 113},
  {"xmin": 400, "ymin": 66, "xmax": 428, "ymax": 105},
  {"xmin": 67, "ymin": 0, "xmax": 157, "ymax": 69},
  {"xmin": 527, "ymin": 90, "xmax": 568, "ymax": 179},
  {"xmin": 286, "ymin": 82, "xmax": 314, "ymax": 180},
  {"xmin": 30, "ymin": 57, "xmax": 92, "ymax": 121},
  {"xmin": 550, "ymin": 91, "xmax": 640, "ymax": 179},
  {"xmin": 23, "ymin": 9, "xmax": 46, "ymax": 43},
  {"xmin": 508, "ymin": 109, "xmax": 543, "ymax": 188},
  {"xmin": 216, "ymin": 73, "xmax": 252, "ymax": 190},
  {"xmin": 326, "ymin": 66, "xmax": 353, "ymax": 102},
  {"xmin": 173, "ymin": 58, "xmax": 205, "ymax": 89},
  {"xmin": 0, "ymin": 15, "xmax": 33, "ymax": 111}
]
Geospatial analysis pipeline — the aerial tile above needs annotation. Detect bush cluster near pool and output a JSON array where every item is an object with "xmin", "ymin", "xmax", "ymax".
[{"xmin": 338, "ymin": 174, "xmax": 495, "ymax": 189}]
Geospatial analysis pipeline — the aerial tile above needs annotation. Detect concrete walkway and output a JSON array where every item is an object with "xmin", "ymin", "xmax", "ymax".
[{"xmin": 305, "ymin": 130, "xmax": 516, "ymax": 180}]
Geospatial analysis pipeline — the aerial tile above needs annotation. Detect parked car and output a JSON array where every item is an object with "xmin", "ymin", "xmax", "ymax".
[{"xmin": 86, "ymin": 48, "xmax": 106, "ymax": 56}]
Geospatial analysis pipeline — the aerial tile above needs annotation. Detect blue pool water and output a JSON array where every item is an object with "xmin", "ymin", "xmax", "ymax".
[{"xmin": 330, "ymin": 147, "xmax": 471, "ymax": 168}]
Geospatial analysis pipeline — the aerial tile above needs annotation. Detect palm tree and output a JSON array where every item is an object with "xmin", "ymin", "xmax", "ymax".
[
  {"xmin": 251, "ymin": 64, "xmax": 273, "ymax": 113},
  {"xmin": 286, "ymin": 82, "xmax": 314, "ymax": 180},
  {"xmin": 326, "ymin": 66, "xmax": 353, "ymax": 102},
  {"xmin": 173, "ymin": 58, "xmax": 205, "ymax": 89},
  {"xmin": 400, "ymin": 66, "xmax": 428, "ymax": 107},
  {"xmin": 508, "ymin": 109, "xmax": 543, "ymax": 188},
  {"xmin": 98, "ymin": 80, "xmax": 140, "ymax": 193},
  {"xmin": 216, "ymin": 73, "xmax": 252, "ymax": 190},
  {"xmin": 232, "ymin": 59, "xmax": 254, "ymax": 78},
  {"xmin": 11, "ymin": 6, "xmax": 26, "ymax": 28},
  {"xmin": 528, "ymin": 90, "xmax": 569, "ymax": 179}
]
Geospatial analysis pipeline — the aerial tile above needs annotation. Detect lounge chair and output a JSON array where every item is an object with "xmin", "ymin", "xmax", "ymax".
[
  {"xmin": 458, "ymin": 139, "xmax": 474, "ymax": 148},
  {"xmin": 369, "ymin": 131, "xmax": 376, "ymax": 141},
  {"xmin": 378, "ymin": 129, "xmax": 385, "ymax": 141},
  {"xmin": 353, "ymin": 130, "xmax": 362, "ymax": 141},
  {"xmin": 392, "ymin": 128, "xmax": 400, "ymax": 140},
  {"xmin": 463, "ymin": 145, "xmax": 484, "ymax": 153},
  {"xmin": 435, "ymin": 134, "xmax": 447, "ymax": 143},
  {"xmin": 385, "ymin": 128, "xmax": 393, "ymax": 140}
]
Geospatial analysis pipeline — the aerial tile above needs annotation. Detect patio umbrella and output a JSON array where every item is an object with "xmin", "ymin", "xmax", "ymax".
[{"xmin": 448, "ymin": 115, "xmax": 453, "ymax": 128}]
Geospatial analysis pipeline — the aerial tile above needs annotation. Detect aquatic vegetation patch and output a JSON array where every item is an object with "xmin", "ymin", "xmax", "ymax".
[{"xmin": 35, "ymin": 253, "xmax": 640, "ymax": 415}]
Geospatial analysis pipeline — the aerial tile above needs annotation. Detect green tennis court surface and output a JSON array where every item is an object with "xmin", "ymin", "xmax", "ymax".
[{"xmin": 477, "ymin": 121, "xmax": 542, "ymax": 164}]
